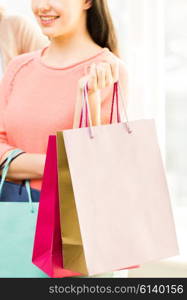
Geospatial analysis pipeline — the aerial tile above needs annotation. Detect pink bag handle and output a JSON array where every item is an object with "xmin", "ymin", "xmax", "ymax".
[
  {"xmin": 79, "ymin": 82, "xmax": 120, "ymax": 128},
  {"xmin": 110, "ymin": 82, "xmax": 121, "ymax": 124},
  {"xmin": 79, "ymin": 84, "xmax": 95, "ymax": 138},
  {"xmin": 79, "ymin": 85, "xmax": 89, "ymax": 128},
  {"xmin": 79, "ymin": 82, "xmax": 132, "ymax": 137}
]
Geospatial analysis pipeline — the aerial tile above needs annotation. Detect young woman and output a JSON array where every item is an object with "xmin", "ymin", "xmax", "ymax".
[
  {"xmin": 0, "ymin": 0, "xmax": 128, "ymax": 193},
  {"xmin": 0, "ymin": 6, "xmax": 49, "ymax": 74},
  {"xmin": 0, "ymin": 0, "xmax": 132, "ymax": 278}
]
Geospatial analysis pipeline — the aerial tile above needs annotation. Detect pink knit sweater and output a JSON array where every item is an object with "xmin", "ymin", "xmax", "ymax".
[{"xmin": 0, "ymin": 47, "xmax": 128, "ymax": 190}]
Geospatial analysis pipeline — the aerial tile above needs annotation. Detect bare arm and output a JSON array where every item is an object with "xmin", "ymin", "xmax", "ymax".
[{"xmin": 0, "ymin": 151, "xmax": 46, "ymax": 180}]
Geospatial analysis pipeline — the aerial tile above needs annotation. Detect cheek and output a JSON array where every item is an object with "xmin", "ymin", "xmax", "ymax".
[
  {"xmin": 56, "ymin": 11, "xmax": 79, "ymax": 32},
  {"xmin": 31, "ymin": 0, "xmax": 37, "ymax": 14},
  {"xmin": 31, "ymin": 5, "xmax": 41, "ymax": 19},
  {"xmin": 62, "ymin": 0, "xmax": 84, "ymax": 23},
  {"xmin": 65, "ymin": 9, "xmax": 83, "ymax": 29}
]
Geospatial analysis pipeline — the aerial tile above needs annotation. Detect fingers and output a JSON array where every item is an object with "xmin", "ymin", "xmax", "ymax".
[
  {"xmin": 96, "ymin": 63, "xmax": 106, "ymax": 89},
  {"xmin": 89, "ymin": 63, "xmax": 98, "ymax": 92},
  {"xmin": 86, "ymin": 60, "xmax": 119, "ymax": 93},
  {"xmin": 105, "ymin": 63, "xmax": 113, "ymax": 86},
  {"xmin": 110, "ymin": 60, "xmax": 119, "ymax": 83}
]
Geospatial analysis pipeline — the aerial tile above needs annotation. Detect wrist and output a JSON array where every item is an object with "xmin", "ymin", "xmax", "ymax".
[
  {"xmin": 37, "ymin": 154, "xmax": 46, "ymax": 178},
  {"xmin": 78, "ymin": 78, "xmax": 100, "ymax": 96},
  {"xmin": 32, "ymin": 154, "xmax": 45, "ymax": 178},
  {"xmin": 87, "ymin": 89, "xmax": 100, "ymax": 97}
]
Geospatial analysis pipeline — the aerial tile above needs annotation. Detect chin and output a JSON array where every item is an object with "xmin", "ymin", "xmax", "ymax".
[
  {"xmin": 44, "ymin": 30, "xmax": 70, "ymax": 40},
  {"xmin": 41, "ymin": 28, "xmax": 57, "ymax": 38}
]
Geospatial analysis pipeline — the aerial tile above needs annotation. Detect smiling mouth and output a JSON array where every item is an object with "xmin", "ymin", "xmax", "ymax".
[
  {"xmin": 39, "ymin": 15, "xmax": 60, "ymax": 26},
  {"xmin": 40, "ymin": 16, "xmax": 60, "ymax": 21}
]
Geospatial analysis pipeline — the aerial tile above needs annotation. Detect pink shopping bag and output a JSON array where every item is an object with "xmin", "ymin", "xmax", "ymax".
[
  {"xmin": 32, "ymin": 135, "xmax": 81, "ymax": 277},
  {"xmin": 56, "ymin": 82, "xmax": 179, "ymax": 276}
]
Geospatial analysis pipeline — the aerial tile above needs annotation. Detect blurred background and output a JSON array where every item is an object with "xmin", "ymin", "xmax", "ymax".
[{"xmin": 0, "ymin": 0, "xmax": 186, "ymax": 277}]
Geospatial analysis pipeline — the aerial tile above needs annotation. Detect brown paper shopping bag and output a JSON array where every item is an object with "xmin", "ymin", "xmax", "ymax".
[{"xmin": 57, "ymin": 132, "xmax": 88, "ymax": 275}]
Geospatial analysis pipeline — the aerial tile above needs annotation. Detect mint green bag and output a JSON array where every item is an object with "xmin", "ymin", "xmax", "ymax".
[
  {"xmin": 0, "ymin": 150, "xmax": 48, "ymax": 277},
  {"xmin": 0, "ymin": 202, "xmax": 48, "ymax": 277}
]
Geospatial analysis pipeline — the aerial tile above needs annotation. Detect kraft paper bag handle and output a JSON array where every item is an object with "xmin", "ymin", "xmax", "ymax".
[{"xmin": 79, "ymin": 82, "xmax": 132, "ymax": 137}]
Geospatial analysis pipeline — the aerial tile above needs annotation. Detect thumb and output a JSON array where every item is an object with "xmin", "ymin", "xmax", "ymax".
[{"xmin": 79, "ymin": 75, "xmax": 89, "ymax": 90}]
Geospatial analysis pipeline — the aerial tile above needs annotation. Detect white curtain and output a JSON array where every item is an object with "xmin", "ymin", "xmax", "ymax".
[
  {"xmin": 110, "ymin": 0, "xmax": 187, "ymax": 261},
  {"xmin": 109, "ymin": 0, "xmax": 166, "ymax": 159},
  {"xmin": 0, "ymin": 0, "xmax": 32, "ymax": 17}
]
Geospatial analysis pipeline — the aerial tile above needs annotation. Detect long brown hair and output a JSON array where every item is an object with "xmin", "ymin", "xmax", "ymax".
[
  {"xmin": 0, "ymin": 6, "xmax": 5, "ymax": 21},
  {"xmin": 87, "ymin": 0, "xmax": 119, "ymax": 56}
]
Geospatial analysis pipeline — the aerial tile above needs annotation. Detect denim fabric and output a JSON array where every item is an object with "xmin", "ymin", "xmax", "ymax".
[{"xmin": 0, "ymin": 178, "xmax": 40, "ymax": 202}]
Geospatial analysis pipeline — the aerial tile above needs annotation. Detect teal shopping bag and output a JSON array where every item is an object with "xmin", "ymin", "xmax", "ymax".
[
  {"xmin": 0, "ymin": 202, "xmax": 48, "ymax": 278},
  {"xmin": 0, "ymin": 150, "xmax": 48, "ymax": 278}
]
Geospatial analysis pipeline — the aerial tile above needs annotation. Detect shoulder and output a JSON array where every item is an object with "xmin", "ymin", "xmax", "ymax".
[
  {"xmin": 1, "ymin": 50, "xmax": 42, "ymax": 102},
  {"xmin": 2, "ymin": 50, "xmax": 42, "ymax": 91},
  {"xmin": 5, "ymin": 50, "xmax": 41, "ymax": 73}
]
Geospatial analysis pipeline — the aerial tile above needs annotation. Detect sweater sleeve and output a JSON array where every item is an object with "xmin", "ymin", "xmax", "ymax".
[
  {"xmin": 101, "ymin": 60, "xmax": 129, "ymax": 125},
  {"xmin": 0, "ymin": 77, "xmax": 15, "ymax": 161},
  {"xmin": 0, "ymin": 58, "xmax": 22, "ymax": 161},
  {"xmin": 0, "ymin": 52, "xmax": 37, "ymax": 162}
]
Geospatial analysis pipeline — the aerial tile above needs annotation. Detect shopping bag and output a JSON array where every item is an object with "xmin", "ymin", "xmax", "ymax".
[
  {"xmin": 56, "ymin": 82, "xmax": 179, "ymax": 276},
  {"xmin": 0, "ymin": 150, "xmax": 45, "ymax": 278},
  {"xmin": 0, "ymin": 202, "xmax": 47, "ymax": 277},
  {"xmin": 32, "ymin": 135, "xmax": 81, "ymax": 278}
]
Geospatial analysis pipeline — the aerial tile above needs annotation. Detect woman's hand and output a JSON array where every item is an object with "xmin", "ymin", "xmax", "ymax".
[
  {"xmin": 73, "ymin": 60, "xmax": 119, "ymax": 128},
  {"xmin": 79, "ymin": 60, "xmax": 119, "ymax": 94}
]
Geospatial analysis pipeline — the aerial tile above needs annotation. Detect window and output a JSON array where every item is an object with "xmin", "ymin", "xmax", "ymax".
[{"xmin": 110, "ymin": 0, "xmax": 187, "ymax": 258}]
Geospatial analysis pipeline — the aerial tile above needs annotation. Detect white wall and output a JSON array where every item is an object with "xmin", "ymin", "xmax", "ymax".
[{"xmin": 0, "ymin": 0, "xmax": 32, "ymax": 17}]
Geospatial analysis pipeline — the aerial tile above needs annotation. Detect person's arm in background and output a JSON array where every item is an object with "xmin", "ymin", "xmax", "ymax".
[
  {"xmin": 1, "ymin": 14, "xmax": 49, "ymax": 70},
  {"xmin": 14, "ymin": 15, "xmax": 49, "ymax": 54},
  {"xmin": 73, "ymin": 59, "xmax": 128, "ymax": 128},
  {"xmin": 0, "ymin": 61, "xmax": 46, "ymax": 180}
]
